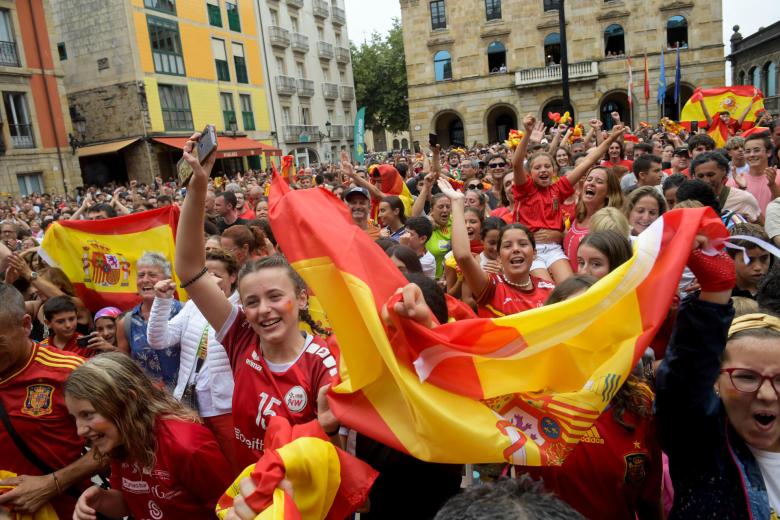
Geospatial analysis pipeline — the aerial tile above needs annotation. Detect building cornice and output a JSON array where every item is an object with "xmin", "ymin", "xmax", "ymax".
[{"xmin": 659, "ymin": 1, "xmax": 694, "ymax": 12}]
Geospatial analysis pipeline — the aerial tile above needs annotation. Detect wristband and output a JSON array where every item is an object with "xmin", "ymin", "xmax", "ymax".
[
  {"xmin": 51, "ymin": 472, "xmax": 62, "ymax": 495},
  {"xmin": 687, "ymin": 249, "xmax": 736, "ymax": 293},
  {"xmin": 180, "ymin": 266, "xmax": 208, "ymax": 289}
]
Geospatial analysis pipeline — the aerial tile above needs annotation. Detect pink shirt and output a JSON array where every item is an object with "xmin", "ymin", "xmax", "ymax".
[{"xmin": 726, "ymin": 171, "xmax": 780, "ymax": 215}]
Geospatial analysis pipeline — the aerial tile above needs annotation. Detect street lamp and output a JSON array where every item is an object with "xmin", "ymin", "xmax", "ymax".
[{"xmin": 69, "ymin": 114, "xmax": 86, "ymax": 154}]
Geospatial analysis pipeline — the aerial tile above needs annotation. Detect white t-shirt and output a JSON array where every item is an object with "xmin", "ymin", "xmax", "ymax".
[
  {"xmin": 420, "ymin": 250, "xmax": 436, "ymax": 279},
  {"xmin": 748, "ymin": 446, "xmax": 780, "ymax": 516}
]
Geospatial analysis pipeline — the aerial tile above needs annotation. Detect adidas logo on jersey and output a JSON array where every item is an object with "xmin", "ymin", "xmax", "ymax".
[{"xmin": 580, "ymin": 426, "xmax": 604, "ymax": 445}]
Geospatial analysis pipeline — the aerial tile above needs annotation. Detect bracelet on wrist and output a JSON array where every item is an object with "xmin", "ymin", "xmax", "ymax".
[
  {"xmin": 180, "ymin": 266, "xmax": 208, "ymax": 289},
  {"xmin": 51, "ymin": 472, "xmax": 62, "ymax": 495}
]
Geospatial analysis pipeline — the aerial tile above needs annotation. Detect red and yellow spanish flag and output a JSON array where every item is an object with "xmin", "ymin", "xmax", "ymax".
[
  {"xmin": 281, "ymin": 155, "xmax": 295, "ymax": 184},
  {"xmin": 270, "ymin": 172, "xmax": 727, "ymax": 466},
  {"xmin": 215, "ymin": 418, "xmax": 377, "ymax": 520},
  {"xmin": 368, "ymin": 164, "xmax": 413, "ymax": 220},
  {"xmin": 681, "ymin": 86, "xmax": 765, "ymax": 146},
  {"xmin": 39, "ymin": 207, "xmax": 183, "ymax": 312}
]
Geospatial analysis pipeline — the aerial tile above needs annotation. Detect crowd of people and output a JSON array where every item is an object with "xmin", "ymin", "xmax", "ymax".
[{"xmin": 1, "ymin": 107, "xmax": 780, "ymax": 520}]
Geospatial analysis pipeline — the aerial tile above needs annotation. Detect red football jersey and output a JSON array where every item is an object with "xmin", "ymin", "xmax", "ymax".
[
  {"xmin": 476, "ymin": 274, "xmax": 555, "ymax": 317},
  {"xmin": 110, "ymin": 418, "xmax": 232, "ymax": 520},
  {"xmin": 40, "ymin": 332, "xmax": 97, "ymax": 358},
  {"xmin": 0, "ymin": 343, "xmax": 85, "ymax": 519},
  {"xmin": 217, "ymin": 307, "xmax": 338, "ymax": 469},
  {"xmin": 512, "ymin": 177, "xmax": 574, "ymax": 232},
  {"xmin": 519, "ymin": 407, "xmax": 662, "ymax": 519}
]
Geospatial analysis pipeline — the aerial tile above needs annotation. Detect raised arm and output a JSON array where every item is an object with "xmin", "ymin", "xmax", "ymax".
[
  {"xmin": 547, "ymin": 124, "xmax": 566, "ymax": 153},
  {"xmin": 437, "ymin": 178, "xmax": 489, "ymax": 297},
  {"xmin": 411, "ymin": 172, "xmax": 435, "ymax": 217},
  {"xmin": 565, "ymin": 124, "xmax": 625, "ymax": 186},
  {"xmin": 146, "ymin": 279, "xmax": 186, "ymax": 349},
  {"xmin": 174, "ymin": 131, "xmax": 234, "ymax": 333},
  {"xmin": 736, "ymin": 98, "xmax": 755, "ymax": 127},
  {"xmin": 512, "ymin": 115, "xmax": 535, "ymax": 188},
  {"xmin": 699, "ymin": 98, "xmax": 713, "ymax": 127}
]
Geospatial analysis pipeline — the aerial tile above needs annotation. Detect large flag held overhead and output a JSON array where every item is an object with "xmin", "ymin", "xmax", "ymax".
[
  {"xmin": 680, "ymin": 86, "xmax": 765, "ymax": 147},
  {"xmin": 368, "ymin": 163, "xmax": 414, "ymax": 220},
  {"xmin": 269, "ymin": 173, "xmax": 729, "ymax": 466},
  {"xmin": 39, "ymin": 207, "xmax": 183, "ymax": 312}
]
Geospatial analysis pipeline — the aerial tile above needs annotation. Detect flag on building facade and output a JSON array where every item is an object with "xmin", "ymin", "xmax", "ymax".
[
  {"xmin": 644, "ymin": 53, "xmax": 650, "ymax": 102},
  {"xmin": 353, "ymin": 107, "xmax": 366, "ymax": 164},
  {"xmin": 268, "ymin": 172, "xmax": 729, "ymax": 466},
  {"xmin": 674, "ymin": 46, "xmax": 681, "ymax": 103},
  {"xmin": 39, "ymin": 207, "xmax": 183, "ymax": 312},
  {"xmin": 657, "ymin": 48, "xmax": 666, "ymax": 106}
]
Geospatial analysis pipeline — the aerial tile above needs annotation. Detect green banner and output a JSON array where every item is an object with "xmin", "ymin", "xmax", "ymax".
[{"xmin": 353, "ymin": 107, "xmax": 366, "ymax": 164}]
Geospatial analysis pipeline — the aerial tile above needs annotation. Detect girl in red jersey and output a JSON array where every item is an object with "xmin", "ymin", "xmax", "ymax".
[
  {"xmin": 437, "ymin": 179, "xmax": 554, "ymax": 317},
  {"xmin": 66, "ymin": 353, "xmax": 232, "ymax": 520},
  {"xmin": 512, "ymin": 114, "xmax": 626, "ymax": 284},
  {"xmin": 563, "ymin": 166, "xmax": 624, "ymax": 270},
  {"xmin": 175, "ymin": 132, "xmax": 340, "ymax": 471}
]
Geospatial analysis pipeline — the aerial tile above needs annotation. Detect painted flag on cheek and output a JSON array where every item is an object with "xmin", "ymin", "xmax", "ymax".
[
  {"xmin": 269, "ymin": 170, "xmax": 728, "ymax": 466},
  {"xmin": 39, "ymin": 206, "xmax": 183, "ymax": 312}
]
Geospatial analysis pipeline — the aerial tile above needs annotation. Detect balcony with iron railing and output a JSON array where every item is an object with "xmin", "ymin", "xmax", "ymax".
[
  {"xmin": 297, "ymin": 79, "xmax": 315, "ymax": 97},
  {"xmin": 335, "ymin": 46, "xmax": 350, "ymax": 64},
  {"xmin": 332, "ymin": 5, "xmax": 346, "ymax": 26},
  {"xmin": 322, "ymin": 82, "xmax": 339, "ymax": 100},
  {"xmin": 275, "ymin": 75, "xmax": 297, "ymax": 96},
  {"xmin": 291, "ymin": 32, "xmax": 309, "ymax": 53},
  {"xmin": 514, "ymin": 61, "xmax": 599, "ymax": 88},
  {"xmin": 268, "ymin": 26, "xmax": 290, "ymax": 48},
  {"xmin": 313, "ymin": 0, "xmax": 330, "ymax": 19},
  {"xmin": 339, "ymin": 85, "xmax": 354, "ymax": 101},
  {"xmin": 342, "ymin": 124, "xmax": 354, "ymax": 139},
  {"xmin": 317, "ymin": 41, "xmax": 334, "ymax": 60},
  {"xmin": 0, "ymin": 41, "xmax": 20, "ymax": 67},
  {"xmin": 10, "ymin": 125, "xmax": 34, "ymax": 148},
  {"xmin": 329, "ymin": 124, "xmax": 345, "ymax": 140},
  {"xmin": 283, "ymin": 124, "xmax": 321, "ymax": 143},
  {"xmin": 285, "ymin": 0, "xmax": 303, "ymax": 8}
]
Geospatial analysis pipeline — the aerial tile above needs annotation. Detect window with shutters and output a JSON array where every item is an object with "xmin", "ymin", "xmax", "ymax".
[
  {"xmin": 158, "ymin": 84, "xmax": 193, "ymax": 130},
  {"xmin": 212, "ymin": 38, "xmax": 230, "ymax": 81},
  {"xmin": 148, "ymin": 16, "xmax": 185, "ymax": 75},
  {"xmin": 233, "ymin": 42, "xmax": 248, "ymax": 83}
]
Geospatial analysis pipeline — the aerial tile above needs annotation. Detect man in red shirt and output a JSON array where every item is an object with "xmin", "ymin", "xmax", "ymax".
[
  {"xmin": 663, "ymin": 147, "xmax": 690, "ymax": 177},
  {"xmin": 0, "ymin": 283, "xmax": 103, "ymax": 518}
]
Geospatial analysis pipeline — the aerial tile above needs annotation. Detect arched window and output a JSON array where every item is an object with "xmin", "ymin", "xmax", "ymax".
[
  {"xmin": 434, "ymin": 50, "xmax": 452, "ymax": 81},
  {"xmin": 544, "ymin": 33, "xmax": 561, "ymax": 65},
  {"xmin": 604, "ymin": 24, "xmax": 625, "ymax": 57},
  {"xmin": 763, "ymin": 62, "xmax": 776, "ymax": 96},
  {"xmin": 401, "ymin": 138, "xmax": 409, "ymax": 150},
  {"xmin": 751, "ymin": 66, "xmax": 761, "ymax": 89},
  {"xmin": 666, "ymin": 16, "xmax": 688, "ymax": 48},
  {"xmin": 487, "ymin": 41, "xmax": 507, "ymax": 73},
  {"xmin": 738, "ymin": 70, "xmax": 746, "ymax": 86},
  {"xmin": 392, "ymin": 138, "xmax": 400, "ymax": 150}
]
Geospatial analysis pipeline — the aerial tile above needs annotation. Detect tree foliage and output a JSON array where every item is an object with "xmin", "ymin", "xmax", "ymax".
[{"xmin": 351, "ymin": 18, "xmax": 409, "ymax": 133}]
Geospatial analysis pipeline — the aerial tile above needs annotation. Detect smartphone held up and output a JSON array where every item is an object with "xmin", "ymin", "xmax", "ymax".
[{"xmin": 177, "ymin": 125, "xmax": 218, "ymax": 187}]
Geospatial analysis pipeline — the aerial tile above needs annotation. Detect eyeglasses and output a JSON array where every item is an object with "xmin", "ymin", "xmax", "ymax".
[
  {"xmin": 489, "ymin": 163, "xmax": 506, "ymax": 169},
  {"xmin": 720, "ymin": 368, "xmax": 780, "ymax": 394},
  {"xmin": 467, "ymin": 184, "xmax": 481, "ymax": 190}
]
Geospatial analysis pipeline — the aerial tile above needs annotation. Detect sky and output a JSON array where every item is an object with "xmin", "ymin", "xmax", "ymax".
[{"xmin": 344, "ymin": 0, "xmax": 780, "ymax": 83}]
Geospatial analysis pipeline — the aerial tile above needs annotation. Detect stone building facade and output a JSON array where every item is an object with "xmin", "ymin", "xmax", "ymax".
[
  {"xmin": 257, "ymin": 0, "xmax": 357, "ymax": 167},
  {"xmin": 399, "ymin": 0, "xmax": 725, "ymax": 148},
  {"xmin": 728, "ymin": 22, "xmax": 780, "ymax": 114},
  {"xmin": 52, "ymin": 0, "xmax": 276, "ymax": 186},
  {"xmin": 0, "ymin": 0, "xmax": 81, "ymax": 197}
]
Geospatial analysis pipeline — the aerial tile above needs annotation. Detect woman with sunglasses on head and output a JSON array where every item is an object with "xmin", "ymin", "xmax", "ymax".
[
  {"xmin": 489, "ymin": 172, "xmax": 515, "ymax": 224},
  {"xmin": 174, "ymin": 131, "xmax": 339, "ymax": 472},
  {"xmin": 656, "ymin": 240, "xmax": 780, "ymax": 518}
]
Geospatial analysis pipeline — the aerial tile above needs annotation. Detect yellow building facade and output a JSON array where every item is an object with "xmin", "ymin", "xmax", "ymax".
[{"xmin": 53, "ymin": 0, "xmax": 276, "ymax": 184}]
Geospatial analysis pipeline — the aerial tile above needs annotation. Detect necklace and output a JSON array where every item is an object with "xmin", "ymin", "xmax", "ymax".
[{"xmin": 504, "ymin": 276, "xmax": 533, "ymax": 290}]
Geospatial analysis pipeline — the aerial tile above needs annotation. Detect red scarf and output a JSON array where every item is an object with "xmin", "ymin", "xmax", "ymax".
[{"xmin": 470, "ymin": 239, "xmax": 484, "ymax": 255}]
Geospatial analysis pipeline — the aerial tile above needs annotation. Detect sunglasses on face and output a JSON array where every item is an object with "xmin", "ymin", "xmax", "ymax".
[{"xmin": 489, "ymin": 163, "xmax": 506, "ymax": 168}]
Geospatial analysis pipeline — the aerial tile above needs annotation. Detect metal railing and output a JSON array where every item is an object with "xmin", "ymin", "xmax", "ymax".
[
  {"xmin": 10, "ymin": 125, "xmax": 34, "ymax": 148},
  {"xmin": 268, "ymin": 26, "xmax": 290, "ymax": 48},
  {"xmin": 322, "ymin": 82, "xmax": 339, "ymax": 100},
  {"xmin": 283, "ymin": 124, "xmax": 321, "ymax": 143},
  {"xmin": 332, "ymin": 6, "xmax": 346, "ymax": 26},
  {"xmin": 339, "ymin": 85, "xmax": 354, "ymax": 101},
  {"xmin": 317, "ymin": 41, "xmax": 334, "ymax": 60},
  {"xmin": 514, "ymin": 61, "xmax": 598, "ymax": 87},
  {"xmin": 275, "ymin": 75, "xmax": 297, "ymax": 96},
  {"xmin": 291, "ymin": 32, "xmax": 309, "ymax": 53},
  {"xmin": 313, "ymin": 0, "xmax": 330, "ymax": 19},
  {"xmin": 296, "ymin": 78, "xmax": 314, "ymax": 97},
  {"xmin": 335, "ymin": 46, "xmax": 350, "ymax": 64},
  {"xmin": 0, "ymin": 41, "xmax": 19, "ymax": 67}
]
